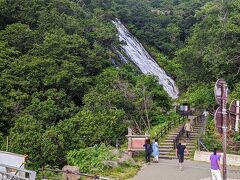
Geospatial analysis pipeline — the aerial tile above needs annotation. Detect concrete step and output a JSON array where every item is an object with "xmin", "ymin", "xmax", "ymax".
[
  {"xmin": 160, "ymin": 142, "xmax": 174, "ymax": 145},
  {"xmin": 159, "ymin": 155, "xmax": 178, "ymax": 159},
  {"xmin": 161, "ymin": 140, "xmax": 174, "ymax": 143},
  {"xmin": 163, "ymin": 139, "xmax": 175, "ymax": 142},
  {"xmin": 169, "ymin": 133, "xmax": 180, "ymax": 135},
  {"xmin": 159, "ymin": 152, "xmax": 171, "ymax": 155},
  {"xmin": 159, "ymin": 149, "xmax": 172, "ymax": 152},
  {"xmin": 159, "ymin": 146, "xmax": 174, "ymax": 149}
]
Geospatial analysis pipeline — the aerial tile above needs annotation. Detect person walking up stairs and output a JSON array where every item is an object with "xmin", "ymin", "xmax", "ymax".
[{"xmin": 159, "ymin": 115, "xmax": 204, "ymax": 159}]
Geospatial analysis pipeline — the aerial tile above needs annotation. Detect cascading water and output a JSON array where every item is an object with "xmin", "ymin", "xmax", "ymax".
[{"xmin": 113, "ymin": 19, "xmax": 179, "ymax": 99}]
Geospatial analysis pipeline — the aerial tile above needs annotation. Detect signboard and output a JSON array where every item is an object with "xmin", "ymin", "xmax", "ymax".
[
  {"xmin": 131, "ymin": 138, "xmax": 146, "ymax": 150},
  {"xmin": 126, "ymin": 128, "xmax": 150, "ymax": 151},
  {"xmin": 214, "ymin": 107, "xmax": 223, "ymax": 134},
  {"xmin": 180, "ymin": 103, "xmax": 189, "ymax": 112},
  {"xmin": 126, "ymin": 135, "xmax": 150, "ymax": 151},
  {"xmin": 229, "ymin": 100, "xmax": 240, "ymax": 131},
  {"xmin": 214, "ymin": 79, "xmax": 228, "ymax": 105}
]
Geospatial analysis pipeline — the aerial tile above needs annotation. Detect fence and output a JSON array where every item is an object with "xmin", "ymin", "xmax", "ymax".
[
  {"xmin": 196, "ymin": 114, "xmax": 212, "ymax": 152},
  {"xmin": 41, "ymin": 168, "xmax": 112, "ymax": 180},
  {"xmin": 156, "ymin": 117, "xmax": 185, "ymax": 140},
  {"xmin": 0, "ymin": 163, "xmax": 36, "ymax": 180},
  {"xmin": 197, "ymin": 114, "xmax": 240, "ymax": 154}
]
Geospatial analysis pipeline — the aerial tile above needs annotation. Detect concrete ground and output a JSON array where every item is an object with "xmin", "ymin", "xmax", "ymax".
[{"xmin": 132, "ymin": 159, "xmax": 240, "ymax": 180}]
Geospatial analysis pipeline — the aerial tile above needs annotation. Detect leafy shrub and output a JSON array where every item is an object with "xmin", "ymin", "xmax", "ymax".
[
  {"xmin": 67, "ymin": 144, "xmax": 117, "ymax": 173},
  {"xmin": 180, "ymin": 83, "xmax": 215, "ymax": 110},
  {"xmin": 233, "ymin": 133, "xmax": 240, "ymax": 141},
  {"xmin": 150, "ymin": 112, "xmax": 181, "ymax": 137},
  {"xmin": 201, "ymin": 118, "xmax": 222, "ymax": 151}
]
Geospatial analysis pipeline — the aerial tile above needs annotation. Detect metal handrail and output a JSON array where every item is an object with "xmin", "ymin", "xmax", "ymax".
[
  {"xmin": 200, "ymin": 140, "xmax": 209, "ymax": 152},
  {"xmin": 156, "ymin": 117, "xmax": 184, "ymax": 139},
  {"xmin": 197, "ymin": 114, "xmax": 210, "ymax": 151},
  {"xmin": 0, "ymin": 163, "xmax": 36, "ymax": 180},
  {"xmin": 173, "ymin": 126, "xmax": 185, "ymax": 149}
]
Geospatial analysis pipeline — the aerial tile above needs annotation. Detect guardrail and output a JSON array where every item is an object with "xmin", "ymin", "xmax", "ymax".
[
  {"xmin": 0, "ymin": 163, "xmax": 36, "ymax": 180},
  {"xmin": 156, "ymin": 117, "xmax": 184, "ymax": 140},
  {"xmin": 197, "ymin": 114, "xmax": 209, "ymax": 151},
  {"xmin": 173, "ymin": 126, "xmax": 185, "ymax": 149}
]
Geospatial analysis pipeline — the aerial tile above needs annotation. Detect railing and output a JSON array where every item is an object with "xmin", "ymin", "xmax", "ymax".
[
  {"xmin": 42, "ymin": 168, "xmax": 111, "ymax": 180},
  {"xmin": 197, "ymin": 138, "xmax": 209, "ymax": 152},
  {"xmin": 0, "ymin": 163, "xmax": 36, "ymax": 180},
  {"xmin": 173, "ymin": 126, "xmax": 185, "ymax": 149},
  {"xmin": 173, "ymin": 114, "xmax": 203, "ymax": 149},
  {"xmin": 197, "ymin": 114, "xmax": 209, "ymax": 151},
  {"xmin": 156, "ymin": 117, "xmax": 184, "ymax": 140}
]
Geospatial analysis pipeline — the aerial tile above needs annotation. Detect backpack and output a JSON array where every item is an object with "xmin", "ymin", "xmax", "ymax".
[{"xmin": 145, "ymin": 144, "xmax": 152, "ymax": 154}]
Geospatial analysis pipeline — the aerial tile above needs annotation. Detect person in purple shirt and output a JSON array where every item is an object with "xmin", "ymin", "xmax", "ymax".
[{"xmin": 210, "ymin": 148, "xmax": 222, "ymax": 180}]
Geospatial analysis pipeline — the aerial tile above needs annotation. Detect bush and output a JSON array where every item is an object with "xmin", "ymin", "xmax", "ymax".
[
  {"xmin": 201, "ymin": 118, "xmax": 222, "ymax": 151},
  {"xmin": 150, "ymin": 112, "xmax": 180, "ymax": 137},
  {"xmin": 67, "ymin": 144, "xmax": 117, "ymax": 173}
]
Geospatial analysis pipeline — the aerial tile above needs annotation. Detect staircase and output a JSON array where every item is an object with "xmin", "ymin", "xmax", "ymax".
[
  {"xmin": 159, "ymin": 116, "xmax": 203, "ymax": 159},
  {"xmin": 158, "ymin": 125, "xmax": 184, "ymax": 159}
]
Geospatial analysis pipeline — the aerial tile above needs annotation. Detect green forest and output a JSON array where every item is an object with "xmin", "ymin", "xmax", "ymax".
[{"xmin": 0, "ymin": 0, "xmax": 239, "ymax": 175}]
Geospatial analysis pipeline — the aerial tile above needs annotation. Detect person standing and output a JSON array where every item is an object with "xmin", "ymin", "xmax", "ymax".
[
  {"xmin": 176, "ymin": 142, "xmax": 189, "ymax": 170},
  {"xmin": 184, "ymin": 119, "xmax": 193, "ymax": 140},
  {"xmin": 152, "ymin": 139, "xmax": 159, "ymax": 163},
  {"xmin": 210, "ymin": 148, "xmax": 222, "ymax": 180},
  {"xmin": 203, "ymin": 110, "xmax": 209, "ymax": 121},
  {"xmin": 143, "ymin": 139, "xmax": 152, "ymax": 164}
]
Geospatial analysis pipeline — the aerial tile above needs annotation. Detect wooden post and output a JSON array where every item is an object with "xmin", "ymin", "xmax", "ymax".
[
  {"xmin": 6, "ymin": 136, "xmax": 8, "ymax": 151},
  {"xmin": 197, "ymin": 136, "xmax": 200, "ymax": 151},
  {"xmin": 236, "ymin": 100, "xmax": 239, "ymax": 131},
  {"xmin": 128, "ymin": 127, "xmax": 132, "ymax": 151},
  {"xmin": 127, "ymin": 127, "xmax": 133, "ymax": 157}
]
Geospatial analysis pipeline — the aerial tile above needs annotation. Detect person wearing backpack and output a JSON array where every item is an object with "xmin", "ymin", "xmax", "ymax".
[
  {"xmin": 143, "ymin": 139, "xmax": 152, "ymax": 164},
  {"xmin": 176, "ymin": 142, "xmax": 189, "ymax": 170}
]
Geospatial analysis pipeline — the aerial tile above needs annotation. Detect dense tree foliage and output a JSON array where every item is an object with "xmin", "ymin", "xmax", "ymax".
[
  {"xmin": 175, "ymin": 1, "xmax": 240, "ymax": 90},
  {"xmin": 1, "ymin": 0, "xmax": 239, "ymax": 172},
  {"xmin": 108, "ymin": 0, "xmax": 210, "ymax": 57},
  {"xmin": 103, "ymin": 0, "xmax": 240, "ymax": 104},
  {"xmin": 0, "ymin": 0, "xmax": 172, "ymax": 169}
]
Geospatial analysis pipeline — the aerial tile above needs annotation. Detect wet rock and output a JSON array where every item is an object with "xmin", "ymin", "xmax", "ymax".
[
  {"xmin": 62, "ymin": 165, "xmax": 80, "ymax": 180},
  {"xmin": 103, "ymin": 160, "xmax": 119, "ymax": 168}
]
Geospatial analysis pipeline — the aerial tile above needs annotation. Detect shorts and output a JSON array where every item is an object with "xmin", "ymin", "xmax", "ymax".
[
  {"xmin": 178, "ymin": 154, "xmax": 184, "ymax": 163},
  {"xmin": 211, "ymin": 169, "xmax": 221, "ymax": 180}
]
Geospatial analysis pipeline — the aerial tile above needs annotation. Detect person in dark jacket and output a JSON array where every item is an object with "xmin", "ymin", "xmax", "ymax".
[
  {"xmin": 143, "ymin": 139, "xmax": 152, "ymax": 164},
  {"xmin": 176, "ymin": 142, "xmax": 189, "ymax": 170}
]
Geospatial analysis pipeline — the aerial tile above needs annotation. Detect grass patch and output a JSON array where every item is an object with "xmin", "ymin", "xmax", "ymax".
[
  {"xmin": 100, "ymin": 151, "xmax": 144, "ymax": 179},
  {"xmin": 100, "ymin": 164, "xmax": 141, "ymax": 179}
]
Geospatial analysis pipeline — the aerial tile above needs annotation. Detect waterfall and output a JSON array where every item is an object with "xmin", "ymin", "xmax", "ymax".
[{"xmin": 113, "ymin": 20, "xmax": 179, "ymax": 99}]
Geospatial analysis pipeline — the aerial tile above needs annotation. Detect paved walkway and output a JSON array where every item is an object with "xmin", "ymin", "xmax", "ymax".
[{"xmin": 132, "ymin": 159, "xmax": 240, "ymax": 180}]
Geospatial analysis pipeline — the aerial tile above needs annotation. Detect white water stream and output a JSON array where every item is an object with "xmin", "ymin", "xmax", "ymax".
[{"xmin": 113, "ymin": 20, "xmax": 179, "ymax": 99}]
